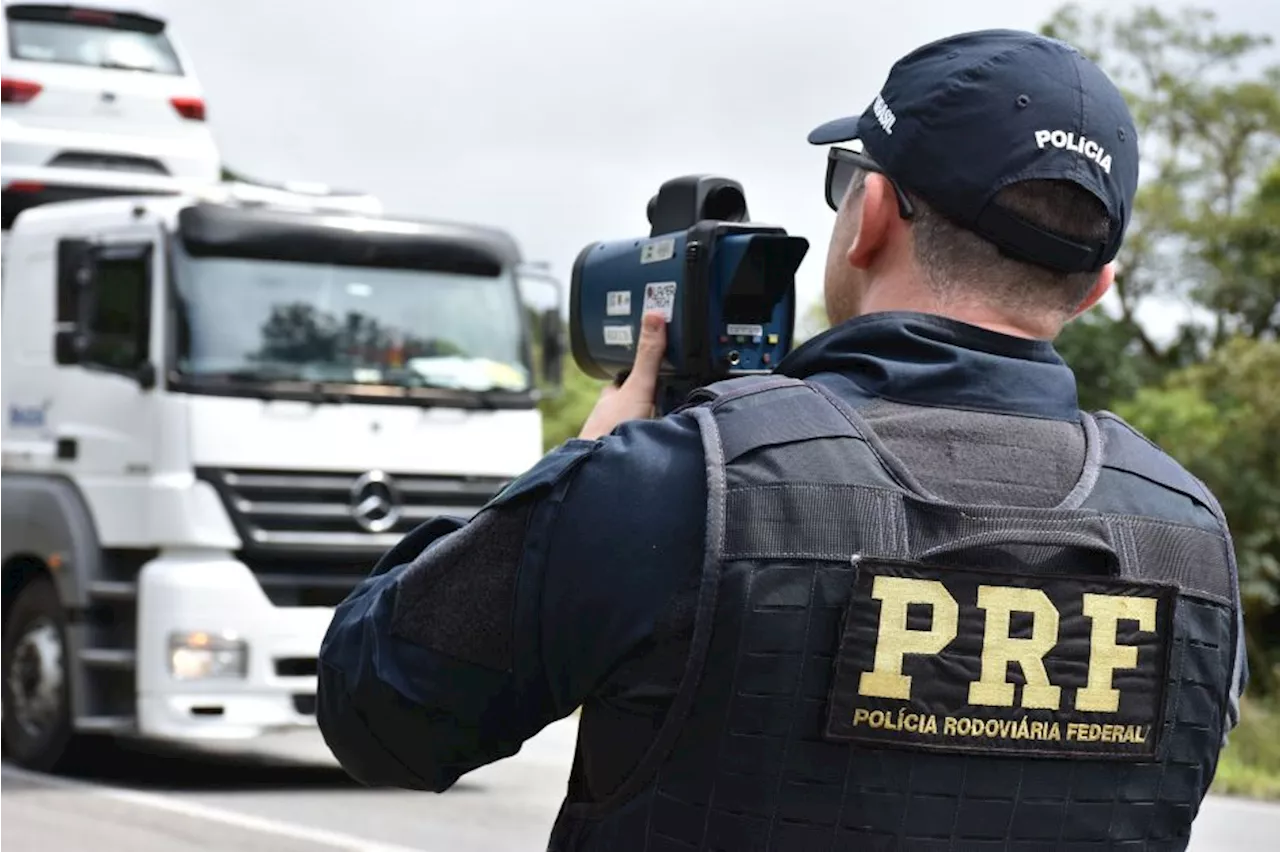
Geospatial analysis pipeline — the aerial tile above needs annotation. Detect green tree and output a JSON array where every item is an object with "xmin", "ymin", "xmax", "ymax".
[{"xmin": 1114, "ymin": 336, "xmax": 1280, "ymax": 692}]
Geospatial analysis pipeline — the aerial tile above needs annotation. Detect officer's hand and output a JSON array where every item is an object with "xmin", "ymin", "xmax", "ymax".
[{"xmin": 578, "ymin": 311, "xmax": 667, "ymax": 440}]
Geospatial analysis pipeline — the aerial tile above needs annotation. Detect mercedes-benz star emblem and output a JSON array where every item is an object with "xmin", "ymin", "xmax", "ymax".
[{"xmin": 350, "ymin": 470, "xmax": 401, "ymax": 533}]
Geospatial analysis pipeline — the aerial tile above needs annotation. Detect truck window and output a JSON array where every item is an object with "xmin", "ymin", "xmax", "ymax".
[{"xmin": 82, "ymin": 248, "xmax": 152, "ymax": 372}]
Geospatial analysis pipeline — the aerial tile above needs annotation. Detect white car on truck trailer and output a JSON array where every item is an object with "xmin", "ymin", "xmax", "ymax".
[
  {"xmin": 1, "ymin": 1, "xmax": 222, "ymax": 226},
  {"xmin": 0, "ymin": 191, "xmax": 565, "ymax": 770}
]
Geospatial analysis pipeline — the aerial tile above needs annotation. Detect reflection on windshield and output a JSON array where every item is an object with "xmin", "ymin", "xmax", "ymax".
[{"xmin": 172, "ymin": 250, "xmax": 530, "ymax": 394}]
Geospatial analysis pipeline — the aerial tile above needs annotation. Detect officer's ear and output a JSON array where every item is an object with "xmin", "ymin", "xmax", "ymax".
[
  {"xmin": 845, "ymin": 172, "xmax": 900, "ymax": 271},
  {"xmin": 1070, "ymin": 262, "xmax": 1115, "ymax": 318}
]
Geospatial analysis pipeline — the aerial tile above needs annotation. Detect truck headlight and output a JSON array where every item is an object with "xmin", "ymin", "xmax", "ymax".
[{"xmin": 168, "ymin": 631, "xmax": 248, "ymax": 680}]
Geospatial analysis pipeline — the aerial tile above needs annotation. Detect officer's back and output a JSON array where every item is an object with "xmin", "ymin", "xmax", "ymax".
[{"xmin": 316, "ymin": 28, "xmax": 1247, "ymax": 852}]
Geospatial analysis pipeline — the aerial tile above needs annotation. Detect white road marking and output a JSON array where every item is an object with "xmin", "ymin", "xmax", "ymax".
[{"xmin": 1, "ymin": 764, "xmax": 427, "ymax": 852}]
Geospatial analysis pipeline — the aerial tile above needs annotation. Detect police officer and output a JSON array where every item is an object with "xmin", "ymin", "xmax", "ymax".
[{"xmin": 317, "ymin": 27, "xmax": 1248, "ymax": 851}]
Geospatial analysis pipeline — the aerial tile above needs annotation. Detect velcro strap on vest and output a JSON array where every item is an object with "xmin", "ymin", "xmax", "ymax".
[
  {"xmin": 712, "ymin": 384, "xmax": 862, "ymax": 463},
  {"xmin": 1094, "ymin": 412, "xmax": 1219, "ymax": 514}
]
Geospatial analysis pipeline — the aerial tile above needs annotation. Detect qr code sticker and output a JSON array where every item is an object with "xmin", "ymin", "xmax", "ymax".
[{"xmin": 642, "ymin": 281, "xmax": 677, "ymax": 322}]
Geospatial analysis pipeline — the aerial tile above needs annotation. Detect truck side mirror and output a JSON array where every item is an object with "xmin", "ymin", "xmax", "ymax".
[
  {"xmin": 517, "ymin": 263, "xmax": 566, "ymax": 397},
  {"xmin": 541, "ymin": 308, "xmax": 565, "ymax": 390}
]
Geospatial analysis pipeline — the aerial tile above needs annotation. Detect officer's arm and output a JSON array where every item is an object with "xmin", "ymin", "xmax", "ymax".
[
  {"xmin": 314, "ymin": 439, "xmax": 593, "ymax": 791},
  {"xmin": 315, "ymin": 414, "xmax": 704, "ymax": 791}
]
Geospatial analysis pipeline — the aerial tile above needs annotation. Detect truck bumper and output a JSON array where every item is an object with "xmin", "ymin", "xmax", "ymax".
[{"xmin": 135, "ymin": 551, "xmax": 337, "ymax": 740}]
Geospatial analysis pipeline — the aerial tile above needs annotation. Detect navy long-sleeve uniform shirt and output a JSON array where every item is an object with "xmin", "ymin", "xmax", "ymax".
[{"xmin": 315, "ymin": 311, "xmax": 1248, "ymax": 795}]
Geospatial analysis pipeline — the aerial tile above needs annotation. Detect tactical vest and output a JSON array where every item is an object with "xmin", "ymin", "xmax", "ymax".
[{"xmin": 548, "ymin": 375, "xmax": 1241, "ymax": 852}]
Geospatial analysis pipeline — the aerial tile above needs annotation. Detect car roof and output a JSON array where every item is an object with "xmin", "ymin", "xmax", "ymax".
[{"xmin": 4, "ymin": 1, "xmax": 169, "ymax": 25}]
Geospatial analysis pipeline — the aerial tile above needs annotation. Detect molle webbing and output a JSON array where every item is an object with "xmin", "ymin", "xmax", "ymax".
[
  {"xmin": 549, "ymin": 373, "xmax": 1239, "ymax": 852},
  {"xmin": 703, "ymin": 376, "xmax": 1234, "ymax": 603}
]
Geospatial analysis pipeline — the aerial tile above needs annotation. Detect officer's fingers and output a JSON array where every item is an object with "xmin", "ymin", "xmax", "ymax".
[{"xmin": 622, "ymin": 312, "xmax": 667, "ymax": 395}]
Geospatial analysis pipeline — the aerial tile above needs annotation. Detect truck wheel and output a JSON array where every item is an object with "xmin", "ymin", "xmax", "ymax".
[{"xmin": 2, "ymin": 575, "xmax": 74, "ymax": 771}]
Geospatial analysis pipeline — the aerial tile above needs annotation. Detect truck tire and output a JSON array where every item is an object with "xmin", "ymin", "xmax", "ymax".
[{"xmin": 2, "ymin": 574, "xmax": 75, "ymax": 771}]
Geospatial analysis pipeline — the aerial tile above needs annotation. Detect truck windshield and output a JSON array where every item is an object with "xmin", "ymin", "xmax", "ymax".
[{"xmin": 170, "ymin": 252, "xmax": 531, "ymax": 394}]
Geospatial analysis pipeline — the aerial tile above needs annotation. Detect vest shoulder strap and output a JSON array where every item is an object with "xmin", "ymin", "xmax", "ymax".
[
  {"xmin": 679, "ymin": 374, "xmax": 805, "ymax": 406},
  {"xmin": 1093, "ymin": 411, "xmax": 1219, "ymax": 512},
  {"xmin": 681, "ymin": 374, "xmax": 875, "ymax": 466}
]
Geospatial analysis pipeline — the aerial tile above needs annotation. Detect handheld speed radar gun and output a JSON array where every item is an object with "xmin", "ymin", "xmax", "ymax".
[{"xmin": 569, "ymin": 175, "xmax": 810, "ymax": 414}]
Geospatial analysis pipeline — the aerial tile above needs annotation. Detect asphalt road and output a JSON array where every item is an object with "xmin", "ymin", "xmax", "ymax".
[{"xmin": 3, "ymin": 716, "xmax": 1278, "ymax": 851}]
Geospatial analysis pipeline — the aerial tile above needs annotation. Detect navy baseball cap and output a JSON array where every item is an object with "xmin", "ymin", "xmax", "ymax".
[{"xmin": 809, "ymin": 29, "xmax": 1139, "ymax": 274}]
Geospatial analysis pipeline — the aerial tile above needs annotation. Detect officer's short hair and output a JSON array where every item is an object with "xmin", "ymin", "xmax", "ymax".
[
  {"xmin": 909, "ymin": 179, "xmax": 1112, "ymax": 315},
  {"xmin": 844, "ymin": 168, "xmax": 1111, "ymax": 315}
]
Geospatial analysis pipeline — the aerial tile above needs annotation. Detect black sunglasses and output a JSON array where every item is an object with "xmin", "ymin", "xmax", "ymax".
[{"xmin": 825, "ymin": 146, "xmax": 916, "ymax": 220}]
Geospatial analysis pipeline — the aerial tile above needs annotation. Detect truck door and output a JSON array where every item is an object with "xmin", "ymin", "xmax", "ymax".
[{"xmin": 53, "ymin": 220, "xmax": 161, "ymax": 545}]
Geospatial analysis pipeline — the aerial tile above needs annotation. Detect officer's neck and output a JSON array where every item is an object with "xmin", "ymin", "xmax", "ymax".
[{"xmin": 855, "ymin": 275, "xmax": 1063, "ymax": 341}]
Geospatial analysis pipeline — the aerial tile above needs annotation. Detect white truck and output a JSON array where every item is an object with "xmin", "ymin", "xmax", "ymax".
[{"xmin": 0, "ymin": 190, "xmax": 565, "ymax": 771}]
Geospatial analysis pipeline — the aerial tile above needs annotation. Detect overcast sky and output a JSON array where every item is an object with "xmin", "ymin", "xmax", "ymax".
[{"xmin": 121, "ymin": 0, "xmax": 1279, "ymax": 333}]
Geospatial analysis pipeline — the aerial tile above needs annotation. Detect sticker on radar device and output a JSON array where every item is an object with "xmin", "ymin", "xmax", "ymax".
[
  {"xmin": 606, "ymin": 290, "xmax": 631, "ymax": 316},
  {"xmin": 640, "ymin": 238, "xmax": 675, "ymax": 264},
  {"xmin": 642, "ymin": 281, "xmax": 677, "ymax": 322},
  {"xmin": 603, "ymin": 324, "xmax": 634, "ymax": 347}
]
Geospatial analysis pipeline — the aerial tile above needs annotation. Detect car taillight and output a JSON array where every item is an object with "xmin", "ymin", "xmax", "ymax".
[
  {"xmin": 1, "ymin": 78, "xmax": 42, "ymax": 104},
  {"xmin": 170, "ymin": 96, "xmax": 205, "ymax": 121}
]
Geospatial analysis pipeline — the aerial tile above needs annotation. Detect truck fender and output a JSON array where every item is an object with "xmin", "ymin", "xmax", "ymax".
[{"xmin": 2, "ymin": 473, "xmax": 102, "ymax": 611}]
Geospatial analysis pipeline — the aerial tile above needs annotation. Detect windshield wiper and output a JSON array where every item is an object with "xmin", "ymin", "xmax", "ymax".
[
  {"xmin": 182, "ymin": 368, "xmax": 527, "ymax": 408},
  {"xmin": 183, "ymin": 369, "xmax": 333, "ymax": 403}
]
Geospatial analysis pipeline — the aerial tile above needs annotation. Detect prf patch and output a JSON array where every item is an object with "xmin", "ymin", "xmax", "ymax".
[{"xmin": 824, "ymin": 558, "xmax": 1176, "ymax": 760}]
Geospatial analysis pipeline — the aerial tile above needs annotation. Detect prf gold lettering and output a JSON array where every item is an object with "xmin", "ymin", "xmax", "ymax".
[
  {"xmin": 969, "ymin": 587, "xmax": 1062, "ymax": 709},
  {"xmin": 859, "ymin": 577, "xmax": 959, "ymax": 700},
  {"xmin": 1076, "ymin": 594, "xmax": 1158, "ymax": 712},
  {"xmin": 857, "ymin": 580, "xmax": 1161, "ymax": 712}
]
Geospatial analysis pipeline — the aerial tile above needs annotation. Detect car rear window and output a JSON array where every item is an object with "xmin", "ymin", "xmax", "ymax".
[{"xmin": 6, "ymin": 9, "xmax": 183, "ymax": 75}]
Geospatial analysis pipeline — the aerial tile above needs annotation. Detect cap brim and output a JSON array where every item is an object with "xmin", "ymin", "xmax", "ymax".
[{"xmin": 807, "ymin": 116, "xmax": 862, "ymax": 145}]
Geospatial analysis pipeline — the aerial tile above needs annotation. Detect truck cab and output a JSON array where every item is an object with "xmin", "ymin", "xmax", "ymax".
[{"xmin": 1, "ymin": 193, "xmax": 564, "ymax": 770}]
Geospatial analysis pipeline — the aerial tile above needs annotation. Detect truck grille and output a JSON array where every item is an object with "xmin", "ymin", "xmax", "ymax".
[{"xmin": 197, "ymin": 467, "xmax": 507, "ymax": 606}]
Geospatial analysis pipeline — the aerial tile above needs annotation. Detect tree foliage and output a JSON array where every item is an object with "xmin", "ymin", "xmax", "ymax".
[{"xmin": 1114, "ymin": 336, "xmax": 1280, "ymax": 691}]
